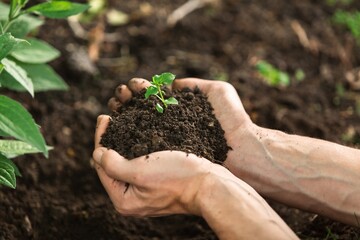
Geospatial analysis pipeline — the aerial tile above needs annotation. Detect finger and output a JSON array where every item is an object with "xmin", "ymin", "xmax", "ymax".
[
  {"xmin": 115, "ymin": 84, "xmax": 132, "ymax": 103},
  {"xmin": 95, "ymin": 115, "xmax": 110, "ymax": 149},
  {"xmin": 108, "ymin": 97, "xmax": 121, "ymax": 111},
  {"xmin": 94, "ymin": 161, "xmax": 128, "ymax": 197},
  {"xmin": 128, "ymin": 78, "xmax": 152, "ymax": 93},
  {"xmin": 93, "ymin": 148, "xmax": 136, "ymax": 183},
  {"xmin": 172, "ymin": 78, "xmax": 213, "ymax": 92}
]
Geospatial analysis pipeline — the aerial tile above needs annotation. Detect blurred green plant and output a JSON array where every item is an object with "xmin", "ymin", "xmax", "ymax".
[
  {"xmin": 333, "ymin": 10, "xmax": 360, "ymax": 44},
  {"xmin": 255, "ymin": 60, "xmax": 291, "ymax": 87},
  {"xmin": 0, "ymin": 0, "xmax": 89, "ymax": 188},
  {"xmin": 326, "ymin": 0, "xmax": 353, "ymax": 6},
  {"xmin": 324, "ymin": 226, "xmax": 340, "ymax": 240}
]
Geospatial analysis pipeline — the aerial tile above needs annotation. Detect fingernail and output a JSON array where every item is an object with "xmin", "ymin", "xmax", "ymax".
[{"xmin": 93, "ymin": 147, "xmax": 106, "ymax": 164}]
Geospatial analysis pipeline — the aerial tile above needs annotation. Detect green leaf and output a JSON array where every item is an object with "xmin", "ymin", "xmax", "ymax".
[
  {"xmin": 0, "ymin": 139, "xmax": 52, "ymax": 158},
  {"xmin": 0, "ymin": 63, "xmax": 3, "ymax": 74},
  {"xmin": 0, "ymin": 62, "xmax": 68, "ymax": 92},
  {"xmin": 278, "ymin": 72, "xmax": 290, "ymax": 86},
  {"xmin": 152, "ymin": 74, "xmax": 161, "ymax": 85},
  {"xmin": 26, "ymin": 1, "xmax": 90, "ymax": 19},
  {"xmin": 145, "ymin": 86, "xmax": 158, "ymax": 99},
  {"xmin": 0, "ymin": 153, "xmax": 21, "ymax": 177},
  {"xmin": 0, "ymin": 95, "xmax": 48, "ymax": 157},
  {"xmin": 155, "ymin": 103, "xmax": 164, "ymax": 113},
  {"xmin": 11, "ymin": 38, "xmax": 60, "ymax": 64},
  {"xmin": 164, "ymin": 97, "xmax": 178, "ymax": 105},
  {"xmin": 1, "ymin": 58, "xmax": 34, "ymax": 97},
  {"xmin": 0, "ymin": 128, "xmax": 10, "ymax": 137},
  {"xmin": 256, "ymin": 61, "xmax": 272, "ymax": 75},
  {"xmin": 9, "ymin": 0, "xmax": 18, "ymax": 19},
  {"xmin": 0, "ymin": 153, "xmax": 17, "ymax": 188},
  {"xmin": 160, "ymin": 72, "xmax": 176, "ymax": 85},
  {"xmin": 0, "ymin": 2, "xmax": 44, "ymax": 38},
  {"xmin": 0, "ymin": 167, "xmax": 16, "ymax": 188},
  {"xmin": 0, "ymin": 33, "xmax": 27, "ymax": 61},
  {"xmin": 18, "ymin": 0, "xmax": 29, "ymax": 6}
]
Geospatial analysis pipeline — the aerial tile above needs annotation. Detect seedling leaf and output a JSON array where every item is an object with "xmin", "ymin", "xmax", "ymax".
[
  {"xmin": 155, "ymin": 103, "xmax": 164, "ymax": 113},
  {"xmin": 0, "ymin": 95, "xmax": 48, "ymax": 157},
  {"xmin": 26, "ymin": 1, "xmax": 90, "ymax": 19},
  {"xmin": 145, "ymin": 85, "xmax": 158, "ymax": 99},
  {"xmin": 164, "ymin": 97, "xmax": 178, "ymax": 105},
  {"xmin": 152, "ymin": 74, "xmax": 161, "ymax": 85},
  {"xmin": 160, "ymin": 72, "xmax": 176, "ymax": 85}
]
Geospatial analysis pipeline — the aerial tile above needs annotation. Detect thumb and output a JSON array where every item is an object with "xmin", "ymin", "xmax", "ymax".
[
  {"xmin": 93, "ymin": 148, "xmax": 135, "ymax": 183},
  {"xmin": 93, "ymin": 147, "xmax": 107, "ymax": 165}
]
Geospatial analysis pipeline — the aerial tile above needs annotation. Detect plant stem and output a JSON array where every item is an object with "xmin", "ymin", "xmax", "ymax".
[
  {"xmin": 157, "ymin": 85, "xmax": 167, "ymax": 107},
  {"xmin": 2, "ymin": 5, "xmax": 22, "ymax": 34}
]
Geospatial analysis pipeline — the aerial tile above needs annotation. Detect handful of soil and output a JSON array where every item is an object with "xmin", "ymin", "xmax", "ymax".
[{"xmin": 100, "ymin": 87, "xmax": 230, "ymax": 163}]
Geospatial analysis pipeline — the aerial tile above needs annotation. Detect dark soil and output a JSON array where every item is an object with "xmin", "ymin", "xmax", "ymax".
[
  {"xmin": 100, "ymin": 88, "xmax": 229, "ymax": 162},
  {"xmin": 1, "ymin": 0, "xmax": 360, "ymax": 239}
]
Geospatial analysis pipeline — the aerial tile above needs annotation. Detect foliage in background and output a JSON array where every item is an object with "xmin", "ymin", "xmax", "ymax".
[
  {"xmin": 255, "ymin": 60, "xmax": 290, "ymax": 87},
  {"xmin": 326, "ymin": 0, "xmax": 353, "ymax": 6},
  {"xmin": 255, "ymin": 61, "xmax": 305, "ymax": 87},
  {"xmin": 333, "ymin": 10, "xmax": 360, "ymax": 44},
  {"xmin": 0, "ymin": 0, "xmax": 89, "ymax": 188}
]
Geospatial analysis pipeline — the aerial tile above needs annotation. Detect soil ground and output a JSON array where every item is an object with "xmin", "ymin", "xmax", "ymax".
[{"xmin": 1, "ymin": 0, "xmax": 360, "ymax": 239}]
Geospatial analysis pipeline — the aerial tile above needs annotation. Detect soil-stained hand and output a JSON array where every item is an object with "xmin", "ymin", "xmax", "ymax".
[
  {"xmin": 172, "ymin": 78, "xmax": 255, "ymax": 177},
  {"xmin": 93, "ymin": 115, "xmax": 218, "ymax": 217},
  {"xmin": 108, "ymin": 77, "xmax": 257, "ymax": 178}
]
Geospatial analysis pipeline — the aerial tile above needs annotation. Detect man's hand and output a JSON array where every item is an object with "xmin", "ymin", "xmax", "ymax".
[
  {"xmin": 93, "ymin": 115, "xmax": 222, "ymax": 217},
  {"xmin": 107, "ymin": 78, "xmax": 255, "ymax": 177}
]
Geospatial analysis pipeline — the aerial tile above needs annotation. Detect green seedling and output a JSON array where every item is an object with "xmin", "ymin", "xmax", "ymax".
[
  {"xmin": 145, "ymin": 72, "xmax": 178, "ymax": 113},
  {"xmin": 255, "ymin": 60, "xmax": 290, "ymax": 87},
  {"xmin": 326, "ymin": 0, "xmax": 353, "ymax": 6},
  {"xmin": 333, "ymin": 10, "xmax": 360, "ymax": 44}
]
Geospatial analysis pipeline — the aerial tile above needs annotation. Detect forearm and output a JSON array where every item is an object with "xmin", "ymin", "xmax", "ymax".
[
  {"xmin": 228, "ymin": 124, "xmax": 360, "ymax": 226},
  {"xmin": 196, "ymin": 169, "xmax": 299, "ymax": 240}
]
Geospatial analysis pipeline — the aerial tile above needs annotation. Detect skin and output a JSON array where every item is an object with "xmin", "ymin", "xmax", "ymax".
[
  {"xmin": 94, "ymin": 116, "xmax": 298, "ymax": 239},
  {"xmin": 94, "ymin": 77, "xmax": 360, "ymax": 238}
]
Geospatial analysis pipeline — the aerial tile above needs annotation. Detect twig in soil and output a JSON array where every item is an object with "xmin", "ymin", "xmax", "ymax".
[
  {"xmin": 290, "ymin": 20, "xmax": 319, "ymax": 55},
  {"xmin": 345, "ymin": 68, "xmax": 360, "ymax": 90},
  {"xmin": 167, "ymin": 0, "xmax": 219, "ymax": 27},
  {"xmin": 67, "ymin": 16, "xmax": 122, "ymax": 42}
]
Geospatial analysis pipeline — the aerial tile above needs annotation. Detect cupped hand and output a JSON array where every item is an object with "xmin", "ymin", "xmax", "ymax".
[
  {"xmin": 93, "ymin": 115, "xmax": 222, "ymax": 217},
  {"xmin": 107, "ymin": 77, "xmax": 256, "ymax": 178}
]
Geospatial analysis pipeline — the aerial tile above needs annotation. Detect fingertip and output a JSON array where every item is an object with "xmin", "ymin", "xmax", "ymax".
[
  {"xmin": 96, "ymin": 115, "xmax": 110, "ymax": 127},
  {"xmin": 108, "ymin": 97, "xmax": 121, "ymax": 111},
  {"xmin": 95, "ymin": 115, "xmax": 111, "ymax": 148},
  {"xmin": 115, "ymin": 85, "xmax": 133, "ymax": 103},
  {"xmin": 128, "ymin": 78, "xmax": 151, "ymax": 93},
  {"xmin": 173, "ymin": 78, "xmax": 206, "ymax": 91},
  {"xmin": 93, "ymin": 147, "xmax": 107, "ymax": 165}
]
